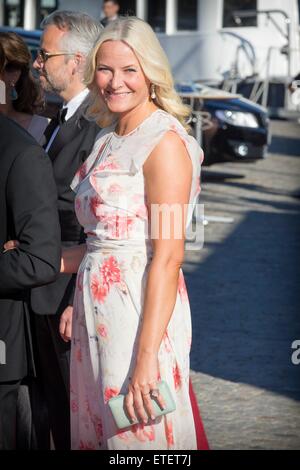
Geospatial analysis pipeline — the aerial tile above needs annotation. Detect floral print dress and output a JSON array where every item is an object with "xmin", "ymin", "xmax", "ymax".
[{"xmin": 70, "ymin": 109, "xmax": 204, "ymax": 450}]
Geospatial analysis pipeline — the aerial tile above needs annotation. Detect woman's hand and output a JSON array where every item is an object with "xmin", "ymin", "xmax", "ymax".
[
  {"xmin": 3, "ymin": 239, "xmax": 20, "ymax": 252},
  {"xmin": 59, "ymin": 305, "xmax": 73, "ymax": 342},
  {"xmin": 124, "ymin": 351, "xmax": 165, "ymax": 424}
]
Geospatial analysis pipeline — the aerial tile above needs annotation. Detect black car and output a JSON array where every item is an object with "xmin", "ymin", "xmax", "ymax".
[{"xmin": 176, "ymin": 83, "xmax": 270, "ymax": 166}]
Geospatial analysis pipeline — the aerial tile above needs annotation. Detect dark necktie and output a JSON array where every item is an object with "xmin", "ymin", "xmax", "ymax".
[{"xmin": 43, "ymin": 107, "xmax": 68, "ymax": 149}]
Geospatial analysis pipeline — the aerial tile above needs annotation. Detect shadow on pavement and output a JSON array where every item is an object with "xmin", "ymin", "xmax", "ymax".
[
  {"xmin": 269, "ymin": 135, "xmax": 300, "ymax": 157},
  {"xmin": 186, "ymin": 208, "xmax": 300, "ymax": 401}
]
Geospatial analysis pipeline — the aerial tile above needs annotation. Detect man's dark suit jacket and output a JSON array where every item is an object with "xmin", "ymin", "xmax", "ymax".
[
  {"xmin": 30, "ymin": 95, "xmax": 100, "ymax": 316},
  {"xmin": 0, "ymin": 115, "xmax": 61, "ymax": 382}
]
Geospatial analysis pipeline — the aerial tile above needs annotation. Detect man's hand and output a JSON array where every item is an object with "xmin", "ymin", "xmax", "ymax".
[
  {"xmin": 59, "ymin": 305, "xmax": 73, "ymax": 342},
  {"xmin": 3, "ymin": 240, "xmax": 19, "ymax": 252}
]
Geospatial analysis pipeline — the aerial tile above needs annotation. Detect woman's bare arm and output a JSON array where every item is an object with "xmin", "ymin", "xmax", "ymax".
[
  {"xmin": 125, "ymin": 131, "xmax": 193, "ymax": 423},
  {"xmin": 138, "ymin": 131, "xmax": 192, "ymax": 356},
  {"xmin": 61, "ymin": 244, "xmax": 87, "ymax": 273}
]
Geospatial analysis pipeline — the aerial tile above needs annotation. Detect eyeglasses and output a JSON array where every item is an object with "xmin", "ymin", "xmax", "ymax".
[{"xmin": 36, "ymin": 49, "xmax": 74, "ymax": 64}]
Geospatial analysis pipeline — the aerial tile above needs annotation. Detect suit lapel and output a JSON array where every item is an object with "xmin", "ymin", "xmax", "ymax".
[{"xmin": 46, "ymin": 95, "xmax": 90, "ymax": 162}]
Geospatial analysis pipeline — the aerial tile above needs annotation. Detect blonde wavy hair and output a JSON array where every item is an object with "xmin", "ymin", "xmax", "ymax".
[{"xmin": 84, "ymin": 16, "xmax": 191, "ymax": 131}]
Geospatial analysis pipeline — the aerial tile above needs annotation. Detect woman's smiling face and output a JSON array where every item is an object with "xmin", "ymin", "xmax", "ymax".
[{"xmin": 95, "ymin": 40, "xmax": 151, "ymax": 114}]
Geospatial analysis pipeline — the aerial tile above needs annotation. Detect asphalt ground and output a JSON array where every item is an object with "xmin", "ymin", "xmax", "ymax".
[{"xmin": 185, "ymin": 119, "xmax": 300, "ymax": 449}]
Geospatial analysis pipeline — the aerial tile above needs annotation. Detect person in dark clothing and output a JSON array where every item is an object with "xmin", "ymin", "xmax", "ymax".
[
  {"xmin": 0, "ymin": 109, "xmax": 61, "ymax": 449},
  {"xmin": 100, "ymin": 0, "xmax": 120, "ymax": 27}
]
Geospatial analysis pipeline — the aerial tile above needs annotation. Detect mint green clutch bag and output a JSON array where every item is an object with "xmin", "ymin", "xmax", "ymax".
[{"xmin": 108, "ymin": 380, "xmax": 176, "ymax": 430}]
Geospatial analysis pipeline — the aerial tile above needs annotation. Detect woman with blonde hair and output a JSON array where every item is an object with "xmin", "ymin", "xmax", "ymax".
[{"xmin": 61, "ymin": 16, "xmax": 207, "ymax": 449}]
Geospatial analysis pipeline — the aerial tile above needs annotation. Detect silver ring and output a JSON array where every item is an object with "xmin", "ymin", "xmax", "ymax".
[{"xmin": 150, "ymin": 388, "xmax": 160, "ymax": 399}]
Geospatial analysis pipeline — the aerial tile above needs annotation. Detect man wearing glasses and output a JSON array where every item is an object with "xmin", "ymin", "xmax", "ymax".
[{"xmin": 31, "ymin": 11, "xmax": 102, "ymax": 450}]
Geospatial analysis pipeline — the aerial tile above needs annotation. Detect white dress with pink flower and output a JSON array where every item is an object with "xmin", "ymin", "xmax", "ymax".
[{"xmin": 70, "ymin": 109, "xmax": 204, "ymax": 450}]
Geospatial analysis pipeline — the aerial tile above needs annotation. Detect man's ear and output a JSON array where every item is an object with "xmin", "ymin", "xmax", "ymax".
[
  {"xmin": 74, "ymin": 52, "xmax": 84, "ymax": 65},
  {"xmin": 73, "ymin": 53, "xmax": 85, "ymax": 74}
]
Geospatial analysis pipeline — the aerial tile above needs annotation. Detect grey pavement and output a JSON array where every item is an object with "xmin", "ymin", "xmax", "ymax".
[{"xmin": 185, "ymin": 119, "xmax": 300, "ymax": 449}]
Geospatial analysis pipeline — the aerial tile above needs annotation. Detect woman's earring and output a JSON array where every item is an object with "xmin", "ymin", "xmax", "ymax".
[
  {"xmin": 150, "ymin": 84, "xmax": 156, "ymax": 100},
  {"xmin": 10, "ymin": 83, "xmax": 18, "ymax": 101}
]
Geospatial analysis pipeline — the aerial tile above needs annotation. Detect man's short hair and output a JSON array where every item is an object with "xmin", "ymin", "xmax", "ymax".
[{"xmin": 41, "ymin": 10, "xmax": 103, "ymax": 57}]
